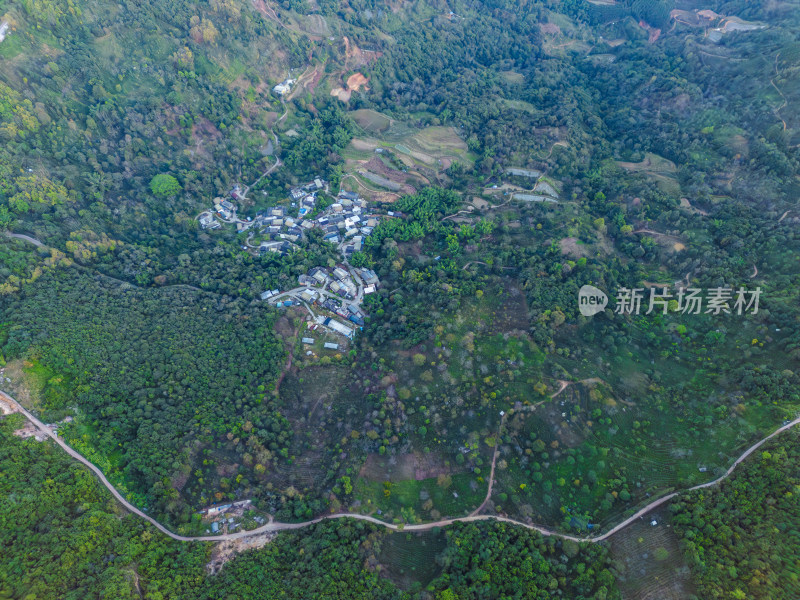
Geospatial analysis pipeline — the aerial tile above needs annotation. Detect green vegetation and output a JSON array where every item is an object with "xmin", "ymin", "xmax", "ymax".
[
  {"xmin": 150, "ymin": 173, "xmax": 182, "ymax": 198},
  {"xmin": 1, "ymin": 0, "xmax": 800, "ymax": 593},
  {"xmin": 670, "ymin": 429, "xmax": 800, "ymax": 599},
  {"xmin": 0, "ymin": 414, "xmax": 621, "ymax": 598}
]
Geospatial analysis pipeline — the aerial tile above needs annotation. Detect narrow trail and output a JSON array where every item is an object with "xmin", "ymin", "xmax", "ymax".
[
  {"xmin": 440, "ymin": 209, "xmax": 475, "ymax": 222},
  {"xmin": 751, "ymin": 264, "xmax": 758, "ymax": 279},
  {"xmin": 461, "ymin": 261, "xmax": 514, "ymax": 271},
  {"xmin": 770, "ymin": 51, "xmax": 788, "ymax": 132},
  {"xmin": 242, "ymin": 101, "xmax": 287, "ymax": 197},
  {"xmin": 632, "ymin": 228, "xmax": 668, "ymax": 236},
  {"xmin": 3, "ymin": 389, "xmax": 799, "ymax": 545},
  {"xmin": 778, "ymin": 210, "xmax": 791, "ymax": 223},
  {"xmin": 341, "ymin": 173, "xmax": 401, "ymax": 200}
]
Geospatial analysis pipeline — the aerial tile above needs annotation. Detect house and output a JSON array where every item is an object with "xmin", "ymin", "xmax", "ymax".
[
  {"xmin": 349, "ymin": 314, "xmax": 365, "ymax": 326},
  {"xmin": 312, "ymin": 271, "xmax": 327, "ymax": 285},
  {"xmin": 338, "ymin": 191, "xmax": 359, "ymax": 201},
  {"xmin": 220, "ymin": 200, "xmax": 235, "ymax": 212},
  {"xmin": 300, "ymin": 289, "xmax": 317, "ymax": 303},
  {"xmin": 211, "ymin": 522, "xmax": 220, "ymax": 533},
  {"xmin": 217, "ymin": 208, "xmax": 232, "ymax": 220},
  {"xmin": 260, "ymin": 290, "xmax": 275, "ymax": 300},
  {"xmin": 324, "ymin": 342, "xmax": 339, "ymax": 350},
  {"xmin": 302, "ymin": 337, "xmax": 315, "ymax": 344},
  {"xmin": 199, "ymin": 214, "xmax": 220, "ymax": 230},
  {"xmin": 360, "ymin": 269, "xmax": 379, "ymax": 284},
  {"xmin": 332, "ymin": 203, "xmax": 343, "ymax": 213},
  {"xmin": 273, "ymin": 79, "xmax": 295, "ymax": 96},
  {"xmin": 364, "ymin": 284, "xmax": 376, "ymax": 294},
  {"xmin": 271, "ymin": 207, "xmax": 285, "ymax": 217},
  {"xmin": 333, "ymin": 267, "xmax": 348, "ymax": 280},
  {"xmin": 323, "ymin": 317, "xmax": 354, "ymax": 338},
  {"xmin": 314, "ymin": 178, "xmax": 324, "ymax": 189}
]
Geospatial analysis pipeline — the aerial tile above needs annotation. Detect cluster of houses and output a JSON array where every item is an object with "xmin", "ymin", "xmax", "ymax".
[
  {"xmin": 311, "ymin": 191, "xmax": 380, "ymax": 256},
  {"xmin": 199, "ymin": 500, "xmax": 253, "ymax": 534},
  {"xmin": 200, "ymin": 188, "xmax": 243, "ymax": 229},
  {"xmin": 300, "ymin": 266, "xmax": 357, "ymax": 298},
  {"xmin": 320, "ymin": 299, "xmax": 366, "ymax": 328},
  {"xmin": 250, "ymin": 179, "xmax": 326, "ymax": 254},
  {"xmin": 267, "ymin": 261, "xmax": 380, "ymax": 341}
]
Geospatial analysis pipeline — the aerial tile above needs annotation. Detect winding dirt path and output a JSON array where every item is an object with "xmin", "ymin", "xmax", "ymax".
[
  {"xmin": 770, "ymin": 51, "xmax": 788, "ymax": 132},
  {"xmin": 341, "ymin": 173, "xmax": 402, "ymax": 200},
  {"xmin": 3, "ymin": 389, "xmax": 798, "ymax": 544}
]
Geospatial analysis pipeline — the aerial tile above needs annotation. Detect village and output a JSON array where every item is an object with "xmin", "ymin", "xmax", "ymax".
[{"xmin": 196, "ymin": 178, "xmax": 383, "ymax": 358}]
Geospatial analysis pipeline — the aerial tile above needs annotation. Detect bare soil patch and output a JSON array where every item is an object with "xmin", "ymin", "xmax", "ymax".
[
  {"xmin": 346, "ymin": 72, "xmax": 369, "ymax": 92},
  {"xmin": 207, "ymin": 532, "xmax": 277, "ymax": 574},
  {"xmin": 559, "ymin": 237, "xmax": 589, "ymax": 258},
  {"xmin": 360, "ymin": 452, "xmax": 456, "ymax": 482},
  {"xmin": 360, "ymin": 453, "xmax": 417, "ymax": 481},
  {"xmin": 351, "ymin": 138, "xmax": 380, "ymax": 151}
]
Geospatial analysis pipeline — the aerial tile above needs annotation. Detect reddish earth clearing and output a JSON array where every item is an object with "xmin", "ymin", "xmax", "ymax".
[{"xmin": 346, "ymin": 72, "xmax": 369, "ymax": 92}]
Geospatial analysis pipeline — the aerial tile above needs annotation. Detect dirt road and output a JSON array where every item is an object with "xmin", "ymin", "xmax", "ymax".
[
  {"xmin": 3, "ymin": 390, "xmax": 798, "ymax": 545},
  {"xmin": 4, "ymin": 231, "xmax": 44, "ymax": 247}
]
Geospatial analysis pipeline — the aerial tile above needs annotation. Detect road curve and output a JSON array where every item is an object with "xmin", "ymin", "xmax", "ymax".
[
  {"xmin": 3, "ymin": 231, "xmax": 44, "ymax": 247},
  {"xmin": 2, "ymin": 390, "xmax": 798, "ymax": 545}
]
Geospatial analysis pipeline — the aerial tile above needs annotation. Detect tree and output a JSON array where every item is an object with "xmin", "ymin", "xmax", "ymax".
[{"xmin": 149, "ymin": 174, "xmax": 181, "ymax": 198}]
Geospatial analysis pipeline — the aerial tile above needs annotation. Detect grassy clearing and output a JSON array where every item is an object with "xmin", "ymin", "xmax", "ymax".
[
  {"xmin": 499, "ymin": 70, "xmax": 525, "ymax": 84},
  {"xmin": 617, "ymin": 152, "xmax": 677, "ymax": 174},
  {"xmin": 350, "ymin": 108, "xmax": 391, "ymax": 134},
  {"xmin": 501, "ymin": 98, "xmax": 538, "ymax": 114},
  {"xmin": 352, "ymin": 471, "xmax": 485, "ymax": 523}
]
